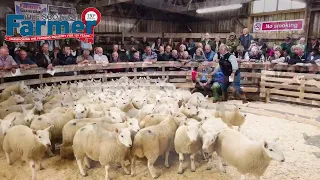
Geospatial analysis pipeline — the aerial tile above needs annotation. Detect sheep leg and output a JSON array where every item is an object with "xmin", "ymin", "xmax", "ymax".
[
  {"xmin": 218, "ymin": 157, "xmax": 226, "ymax": 173},
  {"xmin": 147, "ymin": 158, "xmax": 159, "ymax": 179},
  {"xmin": 206, "ymin": 156, "xmax": 213, "ymax": 170},
  {"xmin": 130, "ymin": 157, "xmax": 136, "ymax": 176},
  {"xmin": 76, "ymin": 158, "xmax": 87, "ymax": 177},
  {"xmin": 164, "ymin": 151, "xmax": 170, "ymax": 168},
  {"xmin": 84, "ymin": 156, "xmax": 91, "ymax": 169},
  {"xmin": 38, "ymin": 160, "xmax": 44, "ymax": 170},
  {"xmin": 105, "ymin": 165, "xmax": 110, "ymax": 180},
  {"xmin": 190, "ymin": 153, "xmax": 196, "ymax": 172},
  {"xmin": 5, "ymin": 152, "xmax": 12, "ymax": 165},
  {"xmin": 121, "ymin": 161, "xmax": 130, "ymax": 175},
  {"xmin": 29, "ymin": 160, "xmax": 37, "ymax": 180},
  {"xmin": 177, "ymin": 153, "xmax": 184, "ymax": 174}
]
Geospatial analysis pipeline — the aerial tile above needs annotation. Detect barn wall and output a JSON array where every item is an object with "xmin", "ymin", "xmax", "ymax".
[{"xmin": 310, "ymin": 11, "xmax": 320, "ymax": 38}]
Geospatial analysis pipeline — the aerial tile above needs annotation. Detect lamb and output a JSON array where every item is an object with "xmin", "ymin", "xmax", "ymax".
[
  {"xmin": 3, "ymin": 125, "xmax": 53, "ymax": 180},
  {"xmin": 0, "ymin": 92, "xmax": 25, "ymax": 108},
  {"xmin": 0, "ymin": 104, "xmax": 34, "ymax": 119},
  {"xmin": 211, "ymin": 129, "xmax": 285, "ymax": 180},
  {"xmin": 73, "ymin": 124, "xmax": 132, "ymax": 179},
  {"xmin": 131, "ymin": 113, "xmax": 187, "ymax": 179},
  {"xmin": 60, "ymin": 117, "xmax": 139, "ymax": 159},
  {"xmin": 0, "ymin": 81, "xmax": 30, "ymax": 102},
  {"xmin": 179, "ymin": 102, "xmax": 200, "ymax": 119},
  {"xmin": 174, "ymin": 122, "xmax": 202, "ymax": 174},
  {"xmin": 215, "ymin": 104, "xmax": 246, "ymax": 130}
]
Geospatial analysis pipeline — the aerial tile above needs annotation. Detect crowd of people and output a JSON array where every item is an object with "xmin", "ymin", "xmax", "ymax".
[{"xmin": 0, "ymin": 28, "xmax": 319, "ymax": 102}]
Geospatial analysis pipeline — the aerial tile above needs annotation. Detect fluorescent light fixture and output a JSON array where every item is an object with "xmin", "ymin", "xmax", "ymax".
[{"xmin": 196, "ymin": 4, "xmax": 243, "ymax": 14}]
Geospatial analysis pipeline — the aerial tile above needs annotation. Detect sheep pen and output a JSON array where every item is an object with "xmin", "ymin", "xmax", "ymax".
[
  {"xmin": 0, "ymin": 103, "xmax": 319, "ymax": 180},
  {"xmin": 0, "ymin": 78, "xmax": 319, "ymax": 180}
]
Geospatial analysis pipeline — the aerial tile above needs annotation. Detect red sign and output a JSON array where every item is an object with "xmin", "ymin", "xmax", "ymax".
[{"xmin": 253, "ymin": 19, "xmax": 304, "ymax": 32}]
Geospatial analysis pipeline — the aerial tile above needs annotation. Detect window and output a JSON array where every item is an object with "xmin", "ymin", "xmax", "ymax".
[{"xmin": 252, "ymin": 0, "xmax": 306, "ymax": 14}]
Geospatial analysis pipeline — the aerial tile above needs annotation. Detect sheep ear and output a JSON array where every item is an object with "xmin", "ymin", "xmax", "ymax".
[
  {"xmin": 45, "ymin": 125, "xmax": 54, "ymax": 132},
  {"xmin": 263, "ymin": 141, "xmax": 268, "ymax": 149},
  {"xmin": 115, "ymin": 128, "xmax": 119, "ymax": 133},
  {"xmin": 10, "ymin": 91, "xmax": 16, "ymax": 96},
  {"xmin": 32, "ymin": 130, "xmax": 37, "ymax": 135}
]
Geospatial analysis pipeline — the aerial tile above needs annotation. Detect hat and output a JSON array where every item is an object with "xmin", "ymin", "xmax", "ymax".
[{"xmin": 14, "ymin": 47, "xmax": 20, "ymax": 52}]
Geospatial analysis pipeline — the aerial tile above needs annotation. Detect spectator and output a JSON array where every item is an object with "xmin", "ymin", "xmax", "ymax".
[
  {"xmin": 248, "ymin": 41, "xmax": 258, "ymax": 51},
  {"xmin": 112, "ymin": 44, "xmax": 121, "ymax": 54},
  {"xmin": 239, "ymin": 28, "xmax": 254, "ymax": 52},
  {"xmin": 204, "ymin": 44, "xmax": 215, "ymax": 61},
  {"xmin": 244, "ymin": 46, "xmax": 265, "ymax": 63},
  {"xmin": 105, "ymin": 36, "xmax": 113, "ymax": 45},
  {"xmin": 58, "ymin": 46, "xmax": 77, "ymax": 65},
  {"xmin": 269, "ymin": 48, "xmax": 285, "ymax": 64},
  {"xmin": 307, "ymin": 36, "xmax": 319, "ymax": 55},
  {"xmin": 193, "ymin": 48, "xmax": 206, "ymax": 61},
  {"xmin": 176, "ymin": 37, "xmax": 188, "ymax": 50},
  {"xmin": 94, "ymin": 47, "xmax": 109, "ymax": 65},
  {"xmin": 151, "ymin": 37, "xmax": 163, "ymax": 52},
  {"xmin": 187, "ymin": 38, "xmax": 196, "ymax": 55},
  {"xmin": 142, "ymin": 46, "xmax": 157, "ymax": 63},
  {"xmin": 0, "ymin": 30, "xmax": 6, "ymax": 47},
  {"xmin": 40, "ymin": 40, "xmax": 60, "ymax": 53},
  {"xmin": 80, "ymin": 40, "xmax": 93, "ymax": 51},
  {"xmin": 27, "ymin": 44, "xmax": 38, "ymax": 63},
  {"xmin": 140, "ymin": 37, "xmax": 150, "ymax": 47},
  {"xmin": 179, "ymin": 51, "xmax": 191, "ymax": 64},
  {"xmin": 226, "ymin": 32, "xmax": 240, "ymax": 53},
  {"xmin": 234, "ymin": 45, "xmax": 245, "ymax": 60},
  {"xmin": 307, "ymin": 49, "xmax": 320, "ymax": 63},
  {"xmin": 257, "ymin": 38, "xmax": 268, "ymax": 56},
  {"xmin": 14, "ymin": 34, "xmax": 26, "ymax": 50},
  {"xmin": 130, "ymin": 51, "xmax": 141, "ymax": 62},
  {"xmin": 166, "ymin": 38, "xmax": 175, "ymax": 50},
  {"xmin": 201, "ymin": 33, "xmax": 215, "ymax": 49},
  {"xmin": 178, "ymin": 44, "xmax": 186, "ymax": 58},
  {"xmin": 288, "ymin": 44, "xmax": 308, "ymax": 65},
  {"xmin": 15, "ymin": 50, "xmax": 37, "ymax": 69},
  {"xmin": 212, "ymin": 36, "xmax": 222, "ymax": 53},
  {"xmin": 110, "ymin": 52, "xmax": 121, "ymax": 63},
  {"xmin": 165, "ymin": 45, "xmax": 172, "ymax": 56},
  {"xmin": 211, "ymin": 67, "xmax": 225, "ymax": 102},
  {"xmin": 280, "ymin": 37, "xmax": 293, "ymax": 56},
  {"xmin": 35, "ymin": 43, "xmax": 56, "ymax": 70},
  {"xmin": 0, "ymin": 46, "xmax": 18, "ymax": 71},
  {"xmin": 128, "ymin": 36, "xmax": 139, "ymax": 45},
  {"xmin": 192, "ymin": 61, "xmax": 213, "ymax": 96},
  {"xmin": 157, "ymin": 46, "xmax": 169, "ymax": 61},
  {"xmin": 13, "ymin": 48, "xmax": 20, "ymax": 62},
  {"xmin": 170, "ymin": 50, "xmax": 179, "ymax": 61},
  {"xmin": 76, "ymin": 49, "xmax": 94, "ymax": 64}
]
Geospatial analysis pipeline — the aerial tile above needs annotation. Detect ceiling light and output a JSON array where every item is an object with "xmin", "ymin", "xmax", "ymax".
[{"xmin": 196, "ymin": 4, "xmax": 243, "ymax": 14}]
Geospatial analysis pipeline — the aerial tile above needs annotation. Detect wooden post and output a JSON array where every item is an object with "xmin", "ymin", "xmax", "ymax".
[
  {"xmin": 304, "ymin": 1, "xmax": 312, "ymax": 40},
  {"xmin": 247, "ymin": 1, "xmax": 253, "ymax": 30}
]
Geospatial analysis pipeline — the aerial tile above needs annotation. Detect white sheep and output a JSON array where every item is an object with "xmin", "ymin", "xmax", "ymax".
[
  {"xmin": 0, "ymin": 104, "xmax": 34, "ymax": 119},
  {"xmin": 60, "ymin": 117, "xmax": 139, "ymax": 159},
  {"xmin": 131, "ymin": 113, "xmax": 187, "ymax": 179},
  {"xmin": 3, "ymin": 125, "xmax": 53, "ymax": 180},
  {"xmin": 215, "ymin": 105, "xmax": 246, "ymax": 130},
  {"xmin": 73, "ymin": 124, "xmax": 132, "ymax": 179},
  {"xmin": 180, "ymin": 102, "xmax": 200, "ymax": 119},
  {"xmin": 0, "ymin": 81, "xmax": 30, "ymax": 102},
  {"xmin": 174, "ymin": 122, "xmax": 202, "ymax": 174},
  {"xmin": 0, "ymin": 92, "xmax": 25, "ymax": 108},
  {"xmin": 140, "ymin": 114, "xmax": 171, "ymax": 128},
  {"xmin": 212, "ymin": 129, "xmax": 285, "ymax": 180}
]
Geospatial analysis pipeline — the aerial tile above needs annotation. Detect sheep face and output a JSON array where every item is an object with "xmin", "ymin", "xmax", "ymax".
[
  {"xmin": 116, "ymin": 128, "xmax": 132, "ymax": 148},
  {"xmin": 181, "ymin": 103, "xmax": 199, "ymax": 117},
  {"xmin": 35, "ymin": 125, "xmax": 54, "ymax": 148},
  {"xmin": 186, "ymin": 124, "xmax": 200, "ymax": 143},
  {"xmin": 132, "ymin": 98, "xmax": 147, "ymax": 109},
  {"xmin": 107, "ymin": 111, "xmax": 123, "ymax": 123},
  {"xmin": 263, "ymin": 141, "xmax": 285, "ymax": 162},
  {"xmin": 173, "ymin": 113, "xmax": 188, "ymax": 124},
  {"xmin": 114, "ymin": 99, "xmax": 131, "ymax": 111},
  {"xmin": 11, "ymin": 92, "xmax": 25, "ymax": 104},
  {"xmin": 24, "ymin": 109, "xmax": 35, "ymax": 125},
  {"xmin": 202, "ymin": 131, "xmax": 219, "ymax": 152},
  {"xmin": 0, "ymin": 120, "xmax": 13, "ymax": 136},
  {"xmin": 74, "ymin": 104, "xmax": 88, "ymax": 119},
  {"xmin": 34, "ymin": 101, "xmax": 44, "ymax": 112},
  {"xmin": 126, "ymin": 118, "xmax": 140, "ymax": 132},
  {"xmin": 19, "ymin": 82, "xmax": 31, "ymax": 94}
]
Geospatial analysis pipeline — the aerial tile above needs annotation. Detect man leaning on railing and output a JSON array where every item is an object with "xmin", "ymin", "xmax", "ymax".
[{"xmin": 0, "ymin": 46, "xmax": 18, "ymax": 73}]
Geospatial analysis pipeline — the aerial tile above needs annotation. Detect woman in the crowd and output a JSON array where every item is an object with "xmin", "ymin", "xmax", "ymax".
[
  {"xmin": 193, "ymin": 48, "xmax": 206, "ymax": 61},
  {"xmin": 151, "ymin": 37, "xmax": 163, "ymax": 52},
  {"xmin": 234, "ymin": 45, "xmax": 245, "ymax": 60},
  {"xmin": 257, "ymin": 38, "xmax": 268, "ymax": 57},
  {"xmin": 307, "ymin": 49, "xmax": 320, "ymax": 63},
  {"xmin": 166, "ymin": 38, "xmax": 175, "ymax": 50},
  {"xmin": 178, "ymin": 44, "xmax": 186, "ymax": 59},
  {"xmin": 268, "ymin": 48, "xmax": 285, "ymax": 64},
  {"xmin": 244, "ymin": 46, "xmax": 265, "ymax": 63},
  {"xmin": 288, "ymin": 44, "xmax": 309, "ymax": 65},
  {"xmin": 179, "ymin": 51, "xmax": 191, "ymax": 64}
]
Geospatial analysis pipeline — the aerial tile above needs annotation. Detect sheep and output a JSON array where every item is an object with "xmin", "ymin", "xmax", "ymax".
[
  {"xmin": 215, "ymin": 104, "xmax": 246, "ymax": 130},
  {"xmin": 73, "ymin": 124, "xmax": 132, "ymax": 179},
  {"xmin": 0, "ymin": 81, "xmax": 30, "ymax": 102},
  {"xmin": 30, "ymin": 108, "xmax": 75, "ymax": 155},
  {"xmin": 0, "ymin": 92, "xmax": 25, "ymax": 108},
  {"xmin": 3, "ymin": 125, "xmax": 53, "ymax": 180},
  {"xmin": 60, "ymin": 117, "xmax": 139, "ymax": 159},
  {"xmin": 0, "ymin": 104, "xmax": 34, "ymax": 119},
  {"xmin": 210, "ymin": 129, "xmax": 285, "ymax": 180},
  {"xmin": 174, "ymin": 122, "xmax": 202, "ymax": 174},
  {"xmin": 179, "ymin": 102, "xmax": 200, "ymax": 119},
  {"xmin": 131, "ymin": 113, "xmax": 187, "ymax": 179},
  {"xmin": 140, "ymin": 114, "xmax": 171, "ymax": 128}
]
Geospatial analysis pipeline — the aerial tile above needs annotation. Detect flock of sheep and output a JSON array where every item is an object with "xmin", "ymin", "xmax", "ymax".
[{"xmin": 0, "ymin": 78, "xmax": 285, "ymax": 180}]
